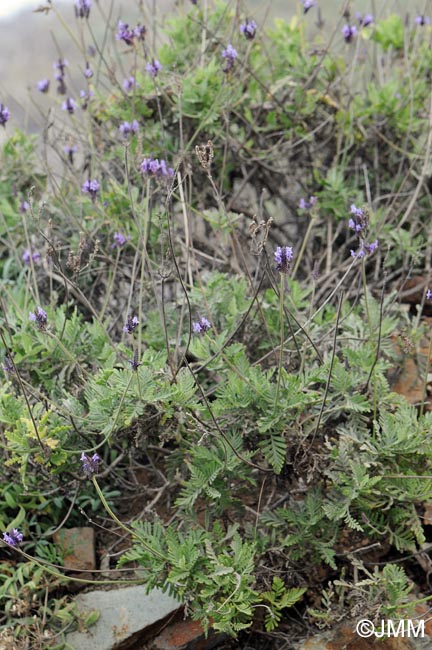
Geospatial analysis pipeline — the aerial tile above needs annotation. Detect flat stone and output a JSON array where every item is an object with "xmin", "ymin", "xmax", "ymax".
[
  {"xmin": 149, "ymin": 618, "xmax": 226, "ymax": 650},
  {"xmin": 65, "ymin": 586, "xmax": 181, "ymax": 650},
  {"xmin": 53, "ymin": 527, "xmax": 96, "ymax": 572}
]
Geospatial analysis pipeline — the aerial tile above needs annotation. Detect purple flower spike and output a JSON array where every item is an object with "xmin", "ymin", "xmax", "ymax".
[
  {"xmin": 84, "ymin": 62, "xmax": 94, "ymax": 78},
  {"xmin": 53, "ymin": 58, "xmax": 68, "ymax": 73},
  {"xmin": 29, "ymin": 306, "xmax": 48, "ymax": 330},
  {"xmin": 274, "ymin": 246, "xmax": 294, "ymax": 273},
  {"xmin": 128, "ymin": 349, "xmax": 142, "ymax": 371},
  {"xmin": 116, "ymin": 19, "xmax": 147, "ymax": 44},
  {"xmin": 123, "ymin": 315, "xmax": 139, "ymax": 334},
  {"xmin": 356, "ymin": 12, "xmax": 373, "ymax": 27},
  {"xmin": 134, "ymin": 24, "xmax": 147, "ymax": 40},
  {"xmin": 80, "ymin": 89, "xmax": 94, "ymax": 110},
  {"xmin": 19, "ymin": 200, "xmax": 30, "ymax": 213},
  {"xmin": 37, "ymin": 79, "xmax": 50, "ymax": 93},
  {"xmin": 3, "ymin": 529, "xmax": 23, "ymax": 547},
  {"xmin": 119, "ymin": 120, "xmax": 139, "ymax": 137},
  {"xmin": 348, "ymin": 204, "xmax": 369, "ymax": 234},
  {"xmin": 240, "ymin": 19, "xmax": 257, "ymax": 40},
  {"xmin": 301, "ymin": 0, "xmax": 316, "ymax": 13},
  {"xmin": 193, "ymin": 316, "xmax": 211, "ymax": 334},
  {"xmin": 117, "ymin": 20, "xmax": 135, "ymax": 46},
  {"xmin": 415, "ymin": 15, "xmax": 431, "ymax": 26},
  {"xmin": 23, "ymin": 249, "xmax": 41, "ymax": 265},
  {"xmin": 299, "ymin": 196, "xmax": 317, "ymax": 210},
  {"xmin": 75, "ymin": 0, "xmax": 91, "ymax": 18},
  {"xmin": 365, "ymin": 239, "xmax": 379, "ymax": 254},
  {"xmin": 141, "ymin": 156, "xmax": 174, "ymax": 178},
  {"xmin": 146, "ymin": 59, "xmax": 162, "ymax": 78},
  {"xmin": 64, "ymin": 144, "xmax": 78, "ymax": 164},
  {"xmin": 123, "ymin": 76, "xmax": 139, "ymax": 92},
  {"xmin": 222, "ymin": 44, "xmax": 238, "ymax": 72},
  {"xmin": 0, "ymin": 104, "xmax": 10, "ymax": 127},
  {"xmin": 427, "ymin": 289, "xmax": 432, "ymax": 301},
  {"xmin": 82, "ymin": 179, "xmax": 100, "ymax": 201},
  {"xmin": 342, "ymin": 24, "xmax": 357, "ymax": 42},
  {"xmin": 61, "ymin": 98, "xmax": 77, "ymax": 114},
  {"xmin": 81, "ymin": 452, "xmax": 100, "ymax": 477},
  {"xmin": 112, "ymin": 232, "xmax": 130, "ymax": 248},
  {"xmin": 351, "ymin": 239, "xmax": 378, "ymax": 258}
]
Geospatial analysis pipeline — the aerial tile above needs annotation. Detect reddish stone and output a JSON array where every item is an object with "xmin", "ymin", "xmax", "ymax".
[{"xmin": 150, "ymin": 618, "xmax": 225, "ymax": 650}]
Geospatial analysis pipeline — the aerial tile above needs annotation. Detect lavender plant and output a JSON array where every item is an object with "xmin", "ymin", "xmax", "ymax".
[{"xmin": 2, "ymin": 1, "xmax": 432, "ymax": 647}]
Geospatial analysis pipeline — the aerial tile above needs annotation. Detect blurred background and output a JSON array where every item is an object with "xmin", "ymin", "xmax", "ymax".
[{"xmin": 0, "ymin": 0, "xmax": 418, "ymax": 135}]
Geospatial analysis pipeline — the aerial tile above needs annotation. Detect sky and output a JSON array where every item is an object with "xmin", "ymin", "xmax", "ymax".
[{"xmin": 0, "ymin": 0, "xmax": 38, "ymax": 19}]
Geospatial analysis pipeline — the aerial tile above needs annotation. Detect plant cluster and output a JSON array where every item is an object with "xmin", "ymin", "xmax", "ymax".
[{"xmin": 2, "ymin": 1, "xmax": 432, "ymax": 648}]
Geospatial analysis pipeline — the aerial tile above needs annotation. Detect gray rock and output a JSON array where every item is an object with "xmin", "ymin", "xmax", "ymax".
[{"xmin": 65, "ymin": 585, "xmax": 181, "ymax": 650}]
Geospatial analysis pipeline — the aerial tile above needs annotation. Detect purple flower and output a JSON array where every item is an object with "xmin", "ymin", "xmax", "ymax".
[
  {"xmin": 141, "ymin": 156, "xmax": 174, "ymax": 178},
  {"xmin": 64, "ymin": 144, "xmax": 78, "ymax": 163},
  {"xmin": 415, "ymin": 15, "xmax": 430, "ymax": 26},
  {"xmin": 81, "ymin": 452, "xmax": 100, "ymax": 477},
  {"xmin": 427, "ymin": 289, "xmax": 432, "ymax": 301},
  {"xmin": 82, "ymin": 179, "xmax": 100, "ymax": 201},
  {"xmin": 301, "ymin": 0, "xmax": 316, "ymax": 13},
  {"xmin": 240, "ymin": 19, "xmax": 257, "ymax": 40},
  {"xmin": 146, "ymin": 59, "xmax": 162, "ymax": 78},
  {"xmin": 53, "ymin": 58, "xmax": 68, "ymax": 74},
  {"xmin": 123, "ymin": 315, "xmax": 139, "ymax": 333},
  {"xmin": 356, "ymin": 12, "xmax": 373, "ymax": 27},
  {"xmin": 62, "ymin": 98, "xmax": 77, "ymax": 114},
  {"xmin": 22, "ymin": 248, "xmax": 41, "ymax": 265},
  {"xmin": 123, "ymin": 76, "xmax": 139, "ymax": 92},
  {"xmin": 112, "ymin": 232, "xmax": 129, "ymax": 248},
  {"xmin": 116, "ymin": 20, "xmax": 135, "ymax": 45},
  {"xmin": 0, "ymin": 104, "xmax": 10, "ymax": 127},
  {"xmin": 128, "ymin": 350, "xmax": 142, "ymax": 371},
  {"xmin": 193, "ymin": 316, "xmax": 211, "ymax": 334},
  {"xmin": 84, "ymin": 62, "xmax": 93, "ymax": 78},
  {"xmin": 37, "ymin": 79, "xmax": 50, "ymax": 93},
  {"xmin": 299, "ymin": 196, "xmax": 317, "ymax": 210},
  {"xmin": 350, "ymin": 245, "xmax": 365, "ymax": 259},
  {"xmin": 274, "ymin": 246, "xmax": 294, "ymax": 273},
  {"xmin": 350, "ymin": 239, "xmax": 378, "ymax": 258},
  {"xmin": 74, "ymin": 0, "xmax": 91, "ymax": 18},
  {"xmin": 19, "ymin": 199, "xmax": 30, "ymax": 213},
  {"xmin": 134, "ymin": 23, "xmax": 147, "ymax": 40},
  {"xmin": 350, "ymin": 203, "xmax": 363, "ymax": 218},
  {"xmin": 119, "ymin": 120, "xmax": 139, "ymax": 137},
  {"xmin": 3, "ymin": 529, "xmax": 23, "ymax": 547},
  {"xmin": 365, "ymin": 239, "xmax": 379, "ymax": 254},
  {"xmin": 222, "ymin": 44, "xmax": 238, "ymax": 72},
  {"xmin": 348, "ymin": 204, "xmax": 369, "ymax": 234},
  {"xmin": 79, "ymin": 89, "xmax": 94, "ymax": 109},
  {"xmin": 342, "ymin": 24, "xmax": 357, "ymax": 42},
  {"xmin": 29, "ymin": 306, "xmax": 48, "ymax": 330}
]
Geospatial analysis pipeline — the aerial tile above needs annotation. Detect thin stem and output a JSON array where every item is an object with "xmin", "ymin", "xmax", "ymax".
[
  {"xmin": 92, "ymin": 477, "xmax": 166, "ymax": 561},
  {"xmin": 273, "ymin": 274, "xmax": 285, "ymax": 413}
]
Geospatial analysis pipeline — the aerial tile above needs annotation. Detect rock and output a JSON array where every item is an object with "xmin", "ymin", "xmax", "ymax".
[
  {"xmin": 65, "ymin": 585, "xmax": 181, "ymax": 650},
  {"xmin": 149, "ymin": 618, "xmax": 226, "ymax": 650}
]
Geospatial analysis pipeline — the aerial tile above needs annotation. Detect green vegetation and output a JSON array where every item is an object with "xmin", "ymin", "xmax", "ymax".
[{"xmin": 2, "ymin": 2, "xmax": 432, "ymax": 648}]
